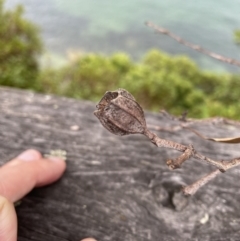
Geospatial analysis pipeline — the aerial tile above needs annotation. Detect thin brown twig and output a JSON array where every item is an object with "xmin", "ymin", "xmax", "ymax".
[
  {"xmin": 146, "ymin": 21, "xmax": 240, "ymax": 68},
  {"xmin": 144, "ymin": 129, "xmax": 240, "ymax": 172},
  {"xmin": 166, "ymin": 145, "xmax": 194, "ymax": 169},
  {"xmin": 94, "ymin": 88, "xmax": 240, "ymax": 195},
  {"xmin": 183, "ymin": 169, "xmax": 221, "ymax": 196},
  {"xmin": 144, "ymin": 129, "xmax": 240, "ymax": 195},
  {"xmin": 148, "ymin": 110, "xmax": 240, "ymax": 194}
]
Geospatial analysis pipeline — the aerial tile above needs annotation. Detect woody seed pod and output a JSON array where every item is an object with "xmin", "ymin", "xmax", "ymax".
[{"xmin": 94, "ymin": 89, "xmax": 147, "ymax": 136}]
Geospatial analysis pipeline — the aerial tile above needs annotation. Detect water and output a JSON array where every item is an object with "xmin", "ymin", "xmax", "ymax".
[{"xmin": 5, "ymin": 0, "xmax": 240, "ymax": 72}]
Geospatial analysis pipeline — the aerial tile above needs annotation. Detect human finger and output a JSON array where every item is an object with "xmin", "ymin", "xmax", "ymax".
[
  {"xmin": 0, "ymin": 149, "xmax": 66, "ymax": 203},
  {"xmin": 0, "ymin": 195, "xmax": 17, "ymax": 241}
]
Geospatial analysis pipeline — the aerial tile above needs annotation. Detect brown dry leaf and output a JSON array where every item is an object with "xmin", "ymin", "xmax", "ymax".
[{"xmin": 185, "ymin": 127, "xmax": 240, "ymax": 144}]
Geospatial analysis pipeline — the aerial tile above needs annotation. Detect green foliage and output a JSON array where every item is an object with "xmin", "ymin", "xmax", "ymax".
[
  {"xmin": 1, "ymin": 0, "xmax": 240, "ymax": 120},
  {"xmin": 234, "ymin": 29, "xmax": 240, "ymax": 44},
  {"xmin": 37, "ymin": 53, "xmax": 132, "ymax": 100},
  {"xmin": 118, "ymin": 51, "xmax": 206, "ymax": 117},
  {"xmin": 0, "ymin": 0, "xmax": 42, "ymax": 89},
  {"xmin": 37, "ymin": 49, "xmax": 240, "ymax": 119}
]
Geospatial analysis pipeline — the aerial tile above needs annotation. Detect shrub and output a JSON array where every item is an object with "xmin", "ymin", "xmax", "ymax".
[
  {"xmin": 0, "ymin": 0, "xmax": 42, "ymax": 89},
  {"xmin": 38, "ymin": 50, "xmax": 240, "ymax": 119},
  {"xmin": 1, "ymin": 0, "xmax": 240, "ymax": 120}
]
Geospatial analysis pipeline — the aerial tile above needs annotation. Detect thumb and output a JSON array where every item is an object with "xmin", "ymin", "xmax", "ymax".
[{"xmin": 0, "ymin": 196, "xmax": 17, "ymax": 241}]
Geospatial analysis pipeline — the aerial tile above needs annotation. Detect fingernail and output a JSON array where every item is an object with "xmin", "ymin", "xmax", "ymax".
[{"xmin": 17, "ymin": 149, "xmax": 41, "ymax": 161}]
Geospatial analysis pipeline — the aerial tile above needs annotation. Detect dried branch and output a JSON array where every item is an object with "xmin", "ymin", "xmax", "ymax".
[
  {"xmin": 144, "ymin": 129, "xmax": 240, "ymax": 172},
  {"xmin": 146, "ymin": 21, "xmax": 240, "ymax": 68},
  {"xmin": 94, "ymin": 89, "xmax": 240, "ymax": 195},
  {"xmin": 144, "ymin": 130, "xmax": 240, "ymax": 194},
  {"xmin": 183, "ymin": 169, "xmax": 221, "ymax": 196},
  {"xmin": 166, "ymin": 145, "xmax": 194, "ymax": 169}
]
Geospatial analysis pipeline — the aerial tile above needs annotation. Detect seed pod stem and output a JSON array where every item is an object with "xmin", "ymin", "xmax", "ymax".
[{"xmin": 95, "ymin": 89, "xmax": 240, "ymax": 195}]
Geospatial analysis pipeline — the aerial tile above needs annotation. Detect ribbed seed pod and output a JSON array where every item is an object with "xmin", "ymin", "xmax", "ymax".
[{"xmin": 94, "ymin": 89, "xmax": 147, "ymax": 136}]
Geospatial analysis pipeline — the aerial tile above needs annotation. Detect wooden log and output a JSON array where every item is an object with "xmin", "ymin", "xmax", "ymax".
[{"xmin": 0, "ymin": 87, "xmax": 240, "ymax": 241}]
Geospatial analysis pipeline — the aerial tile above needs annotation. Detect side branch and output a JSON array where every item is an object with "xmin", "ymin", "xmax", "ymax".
[
  {"xmin": 146, "ymin": 21, "xmax": 240, "ymax": 68},
  {"xmin": 183, "ymin": 169, "xmax": 221, "ymax": 196},
  {"xmin": 144, "ymin": 129, "xmax": 240, "ymax": 194},
  {"xmin": 94, "ymin": 88, "xmax": 240, "ymax": 195},
  {"xmin": 144, "ymin": 129, "xmax": 240, "ymax": 172}
]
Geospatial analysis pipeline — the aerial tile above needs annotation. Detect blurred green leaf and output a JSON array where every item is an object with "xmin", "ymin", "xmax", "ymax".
[
  {"xmin": 37, "ymin": 50, "xmax": 240, "ymax": 119},
  {"xmin": 234, "ymin": 29, "xmax": 240, "ymax": 44},
  {"xmin": 0, "ymin": 0, "xmax": 42, "ymax": 89}
]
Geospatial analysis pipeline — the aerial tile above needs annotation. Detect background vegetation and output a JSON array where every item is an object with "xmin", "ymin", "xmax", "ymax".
[
  {"xmin": 0, "ymin": 0, "xmax": 42, "ymax": 89},
  {"xmin": 234, "ymin": 29, "xmax": 240, "ymax": 44},
  {"xmin": 1, "ymin": 0, "xmax": 240, "ymax": 119}
]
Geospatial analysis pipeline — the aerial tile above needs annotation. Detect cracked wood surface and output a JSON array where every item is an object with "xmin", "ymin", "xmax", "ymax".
[{"xmin": 0, "ymin": 87, "xmax": 240, "ymax": 241}]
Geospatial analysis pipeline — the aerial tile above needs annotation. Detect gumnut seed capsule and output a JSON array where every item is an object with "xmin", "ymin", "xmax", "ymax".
[{"xmin": 94, "ymin": 89, "xmax": 147, "ymax": 136}]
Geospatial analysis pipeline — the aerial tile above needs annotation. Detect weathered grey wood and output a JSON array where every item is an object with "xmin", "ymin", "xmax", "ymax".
[{"xmin": 0, "ymin": 87, "xmax": 240, "ymax": 241}]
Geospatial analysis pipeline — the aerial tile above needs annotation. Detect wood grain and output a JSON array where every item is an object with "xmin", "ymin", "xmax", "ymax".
[{"xmin": 0, "ymin": 87, "xmax": 240, "ymax": 241}]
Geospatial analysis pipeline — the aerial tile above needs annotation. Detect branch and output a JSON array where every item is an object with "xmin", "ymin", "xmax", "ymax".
[
  {"xmin": 94, "ymin": 88, "xmax": 240, "ymax": 195},
  {"xmin": 146, "ymin": 21, "xmax": 240, "ymax": 68},
  {"xmin": 144, "ymin": 129, "xmax": 240, "ymax": 172},
  {"xmin": 144, "ymin": 129, "xmax": 240, "ymax": 194},
  {"xmin": 182, "ymin": 169, "xmax": 221, "ymax": 195}
]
